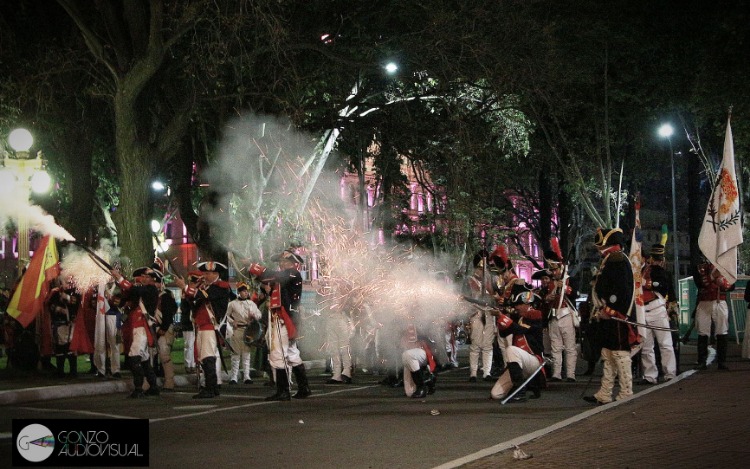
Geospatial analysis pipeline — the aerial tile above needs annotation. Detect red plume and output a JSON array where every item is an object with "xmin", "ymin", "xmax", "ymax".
[
  {"xmin": 491, "ymin": 245, "xmax": 508, "ymax": 264},
  {"xmin": 550, "ymin": 237, "xmax": 563, "ymax": 263}
]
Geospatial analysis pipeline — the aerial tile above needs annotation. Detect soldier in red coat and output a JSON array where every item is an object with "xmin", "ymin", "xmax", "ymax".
[
  {"xmin": 490, "ymin": 282, "xmax": 546, "ymax": 403},
  {"xmin": 694, "ymin": 259, "xmax": 734, "ymax": 370},
  {"xmin": 112, "ymin": 267, "xmax": 159, "ymax": 398},
  {"xmin": 248, "ymin": 249, "xmax": 311, "ymax": 401},
  {"xmin": 175, "ymin": 261, "xmax": 232, "ymax": 399},
  {"xmin": 400, "ymin": 318, "xmax": 437, "ymax": 398}
]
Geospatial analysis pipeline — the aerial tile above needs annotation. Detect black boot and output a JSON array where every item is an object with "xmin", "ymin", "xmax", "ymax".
[
  {"xmin": 696, "ymin": 335, "xmax": 709, "ymax": 370},
  {"xmin": 194, "ymin": 357, "xmax": 217, "ymax": 399},
  {"xmin": 129, "ymin": 357, "xmax": 146, "ymax": 398},
  {"xmin": 423, "ymin": 367, "xmax": 436, "ymax": 395},
  {"xmin": 265, "ymin": 368, "xmax": 291, "ymax": 401},
  {"xmin": 143, "ymin": 360, "xmax": 159, "ymax": 396},
  {"xmin": 716, "ymin": 334, "xmax": 729, "ymax": 370},
  {"xmin": 68, "ymin": 355, "xmax": 78, "ymax": 377},
  {"xmin": 390, "ymin": 369, "xmax": 404, "ymax": 388},
  {"xmin": 292, "ymin": 364, "xmax": 312, "ymax": 399},
  {"xmin": 410, "ymin": 369, "xmax": 427, "ymax": 398},
  {"xmin": 528, "ymin": 371, "xmax": 544, "ymax": 399},
  {"xmin": 55, "ymin": 355, "xmax": 66, "ymax": 377},
  {"xmin": 505, "ymin": 362, "xmax": 527, "ymax": 403}
]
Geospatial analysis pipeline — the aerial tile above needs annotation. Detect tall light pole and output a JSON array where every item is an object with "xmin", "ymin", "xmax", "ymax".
[
  {"xmin": 2, "ymin": 128, "xmax": 50, "ymax": 274},
  {"xmin": 658, "ymin": 123, "xmax": 680, "ymax": 295}
]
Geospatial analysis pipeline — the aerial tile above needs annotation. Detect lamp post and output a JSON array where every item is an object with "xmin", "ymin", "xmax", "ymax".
[
  {"xmin": 658, "ymin": 123, "xmax": 680, "ymax": 295},
  {"xmin": 2, "ymin": 128, "xmax": 50, "ymax": 274}
]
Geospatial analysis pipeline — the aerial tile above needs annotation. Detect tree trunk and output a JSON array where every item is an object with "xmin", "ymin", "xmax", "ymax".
[{"xmin": 112, "ymin": 92, "xmax": 154, "ymax": 270}]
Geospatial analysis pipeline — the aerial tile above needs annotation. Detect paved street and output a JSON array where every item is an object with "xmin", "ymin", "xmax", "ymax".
[{"xmin": 2, "ymin": 344, "xmax": 748, "ymax": 469}]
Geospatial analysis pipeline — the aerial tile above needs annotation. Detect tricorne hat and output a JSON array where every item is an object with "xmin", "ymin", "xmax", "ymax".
[
  {"xmin": 594, "ymin": 228, "xmax": 625, "ymax": 248},
  {"xmin": 531, "ymin": 269, "xmax": 552, "ymax": 280},
  {"xmin": 197, "ymin": 261, "xmax": 228, "ymax": 274},
  {"xmin": 272, "ymin": 249, "xmax": 304, "ymax": 265},
  {"xmin": 543, "ymin": 250, "xmax": 563, "ymax": 269},
  {"xmin": 132, "ymin": 267, "xmax": 163, "ymax": 282}
]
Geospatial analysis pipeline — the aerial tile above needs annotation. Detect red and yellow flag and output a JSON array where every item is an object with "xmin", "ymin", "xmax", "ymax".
[{"xmin": 7, "ymin": 236, "xmax": 61, "ymax": 328}]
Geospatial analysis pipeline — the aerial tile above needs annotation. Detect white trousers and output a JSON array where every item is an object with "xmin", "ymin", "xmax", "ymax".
[
  {"xmin": 402, "ymin": 347, "xmax": 427, "ymax": 397},
  {"xmin": 469, "ymin": 312, "xmax": 495, "ymax": 378},
  {"xmin": 640, "ymin": 306, "xmax": 676, "ymax": 382},
  {"xmin": 445, "ymin": 330, "xmax": 458, "ymax": 366},
  {"xmin": 94, "ymin": 315, "xmax": 120, "ymax": 374},
  {"xmin": 326, "ymin": 314, "xmax": 353, "ymax": 381},
  {"xmin": 196, "ymin": 329, "xmax": 223, "ymax": 385},
  {"xmin": 229, "ymin": 326, "xmax": 253, "ymax": 381},
  {"xmin": 156, "ymin": 326, "xmax": 176, "ymax": 388},
  {"xmin": 182, "ymin": 330, "xmax": 196, "ymax": 368},
  {"xmin": 594, "ymin": 349, "xmax": 632, "ymax": 403},
  {"xmin": 490, "ymin": 345, "xmax": 541, "ymax": 399},
  {"xmin": 128, "ymin": 326, "xmax": 150, "ymax": 362},
  {"xmin": 549, "ymin": 313, "xmax": 577, "ymax": 380},
  {"xmin": 268, "ymin": 317, "xmax": 302, "ymax": 370},
  {"xmin": 696, "ymin": 300, "xmax": 729, "ymax": 336}
]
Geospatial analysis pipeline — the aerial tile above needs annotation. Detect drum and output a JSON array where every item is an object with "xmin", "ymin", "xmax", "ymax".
[{"xmin": 243, "ymin": 320, "xmax": 265, "ymax": 347}]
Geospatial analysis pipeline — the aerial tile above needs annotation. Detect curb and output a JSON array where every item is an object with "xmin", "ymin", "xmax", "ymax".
[
  {"xmin": 0, "ymin": 359, "xmax": 327, "ymax": 406},
  {"xmin": 0, "ymin": 380, "xmax": 132, "ymax": 406}
]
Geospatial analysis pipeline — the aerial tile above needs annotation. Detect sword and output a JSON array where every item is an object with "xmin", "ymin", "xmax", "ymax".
[
  {"xmin": 501, "ymin": 357, "xmax": 550, "ymax": 405},
  {"xmin": 610, "ymin": 315, "xmax": 678, "ymax": 332}
]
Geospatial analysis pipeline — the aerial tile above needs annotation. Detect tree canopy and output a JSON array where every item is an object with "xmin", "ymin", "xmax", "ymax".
[{"xmin": 1, "ymin": 0, "xmax": 747, "ymax": 275}]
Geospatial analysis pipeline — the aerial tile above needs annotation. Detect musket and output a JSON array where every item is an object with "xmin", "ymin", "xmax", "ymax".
[
  {"xmin": 151, "ymin": 233, "xmax": 185, "ymax": 280},
  {"xmin": 461, "ymin": 295, "xmax": 496, "ymax": 309},
  {"xmin": 556, "ymin": 263, "xmax": 569, "ymax": 311},
  {"xmin": 205, "ymin": 302, "xmax": 231, "ymax": 375},
  {"xmin": 64, "ymin": 240, "xmax": 113, "ymax": 273}
]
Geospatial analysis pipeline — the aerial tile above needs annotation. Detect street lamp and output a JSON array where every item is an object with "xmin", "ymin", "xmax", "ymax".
[
  {"xmin": 2, "ymin": 128, "xmax": 50, "ymax": 273},
  {"xmin": 658, "ymin": 123, "xmax": 680, "ymax": 295}
]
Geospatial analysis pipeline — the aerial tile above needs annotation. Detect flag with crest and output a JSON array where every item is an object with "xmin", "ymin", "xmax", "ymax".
[
  {"xmin": 629, "ymin": 195, "xmax": 646, "ymax": 338},
  {"xmin": 698, "ymin": 117, "xmax": 743, "ymax": 284}
]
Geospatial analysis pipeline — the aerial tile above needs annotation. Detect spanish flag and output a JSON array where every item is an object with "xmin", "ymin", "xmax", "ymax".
[{"xmin": 7, "ymin": 235, "xmax": 61, "ymax": 328}]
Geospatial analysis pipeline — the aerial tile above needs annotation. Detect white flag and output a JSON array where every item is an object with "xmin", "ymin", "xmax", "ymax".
[
  {"xmin": 698, "ymin": 118, "xmax": 743, "ymax": 284},
  {"xmin": 93, "ymin": 282, "xmax": 110, "ymax": 374},
  {"xmin": 629, "ymin": 198, "xmax": 646, "ymax": 337}
]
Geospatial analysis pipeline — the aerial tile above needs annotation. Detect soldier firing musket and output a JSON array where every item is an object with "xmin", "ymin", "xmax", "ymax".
[
  {"xmin": 247, "ymin": 248, "xmax": 312, "ymax": 401},
  {"xmin": 174, "ymin": 261, "xmax": 232, "ymax": 399}
]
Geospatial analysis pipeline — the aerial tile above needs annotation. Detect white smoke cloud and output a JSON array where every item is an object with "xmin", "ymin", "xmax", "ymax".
[
  {"xmin": 60, "ymin": 239, "xmax": 120, "ymax": 293},
  {"xmin": 203, "ymin": 113, "xmax": 468, "ymax": 369},
  {"xmin": 0, "ymin": 192, "xmax": 74, "ymax": 242}
]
